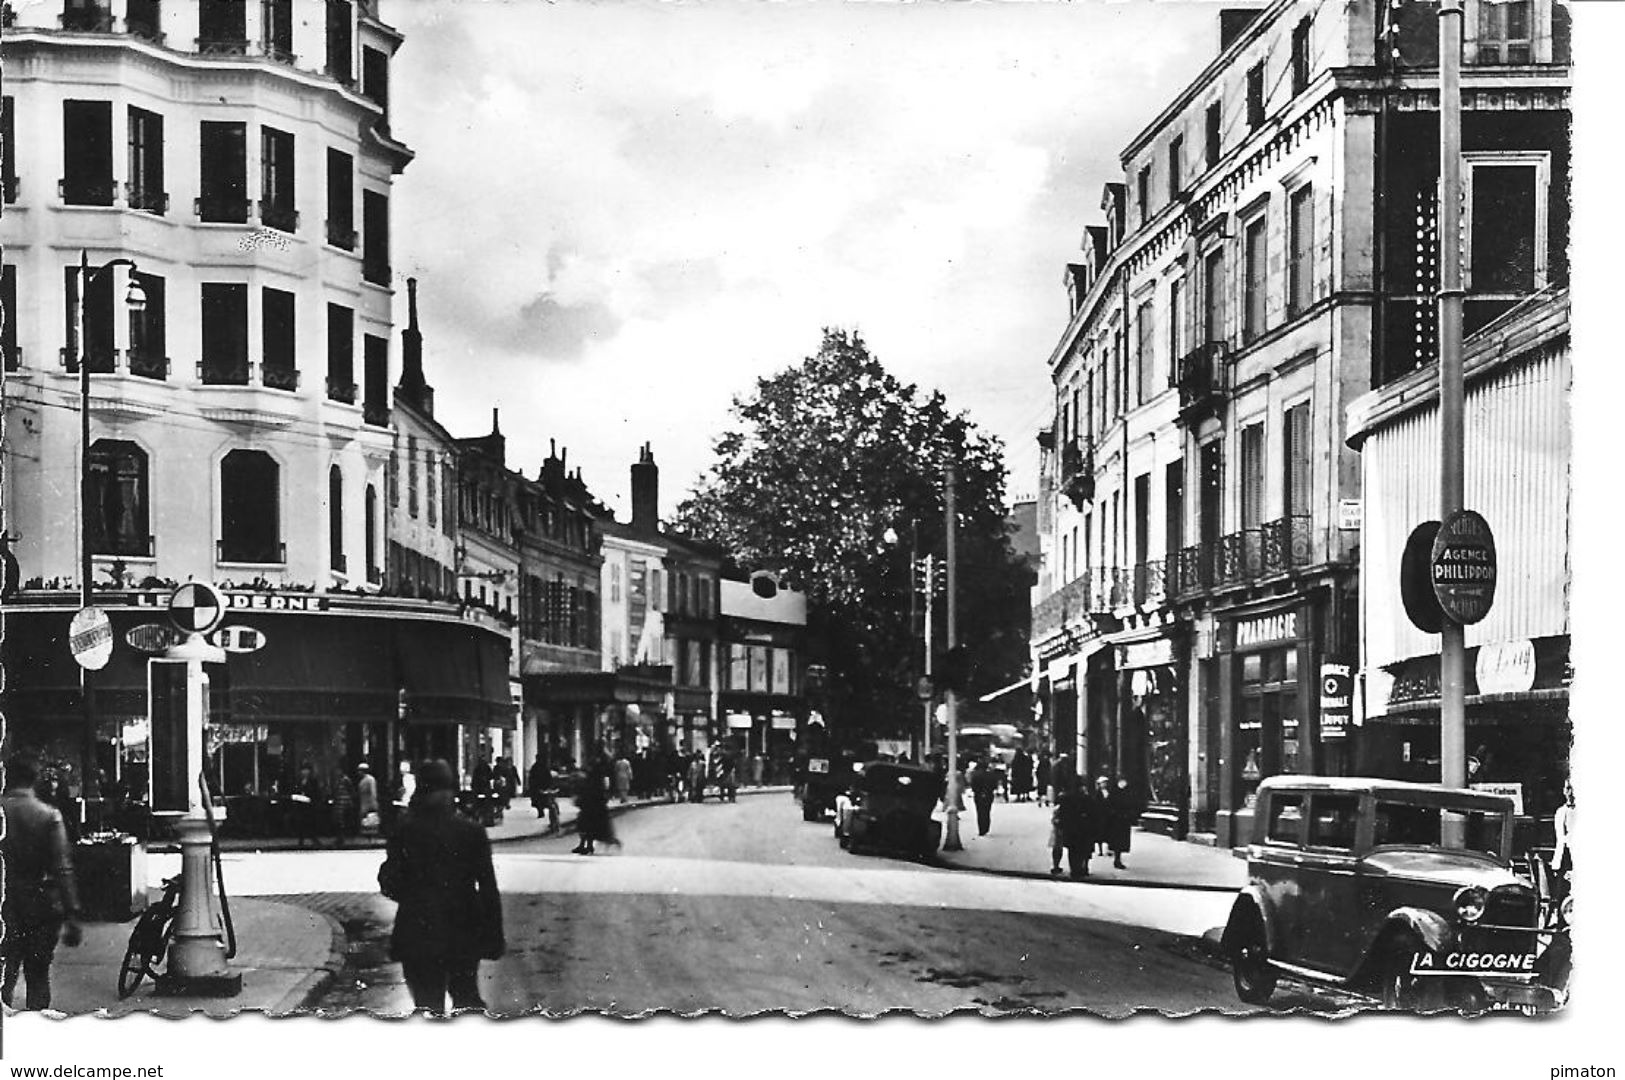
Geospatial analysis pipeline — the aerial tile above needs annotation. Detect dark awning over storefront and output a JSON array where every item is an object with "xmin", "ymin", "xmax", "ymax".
[
  {"xmin": 525, "ymin": 669, "xmax": 670, "ymax": 709},
  {"xmin": 0, "ymin": 601, "xmax": 514, "ymax": 735},
  {"xmin": 1374, "ymin": 635, "xmax": 1570, "ymax": 719}
]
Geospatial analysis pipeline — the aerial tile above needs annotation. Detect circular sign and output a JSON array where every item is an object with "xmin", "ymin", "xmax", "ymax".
[
  {"xmin": 126, "ymin": 622, "xmax": 182, "ymax": 654},
  {"xmin": 209, "ymin": 625, "xmax": 267, "ymax": 654},
  {"xmin": 69, "ymin": 606, "xmax": 114, "ymax": 671},
  {"xmin": 1431, "ymin": 510, "xmax": 1497, "ymax": 625},
  {"xmin": 915, "ymin": 676, "xmax": 935, "ymax": 701},
  {"xmin": 1401, "ymin": 521, "xmax": 1445, "ymax": 634},
  {"xmin": 168, "ymin": 581, "xmax": 226, "ymax": 636}
]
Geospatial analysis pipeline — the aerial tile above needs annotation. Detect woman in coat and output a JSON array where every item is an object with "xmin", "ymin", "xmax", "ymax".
[
  {"xmin": 1106, "ymin": 777, "xmax": 1139, "ymax": 869},
  {"xmin": 573, "ymin": 752, "xmax": 617, "ymax": 854},
  {"xmin": 382, "ymin": 759, "xmax": 504, "ymax": 1014}
]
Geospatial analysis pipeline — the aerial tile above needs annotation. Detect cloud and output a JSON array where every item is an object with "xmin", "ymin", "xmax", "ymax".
[{"xmin": 504, "ymin": 292, "xmax": 624, "ymax": 361}]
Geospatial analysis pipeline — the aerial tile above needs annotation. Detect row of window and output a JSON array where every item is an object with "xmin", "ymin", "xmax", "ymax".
[
  {"xmin": 35, "ymin": 99, "xmax": 390, "ymax": 282},
  {"xmin": 391, "ymin": 433, "xmax": 455, "ymax": 535},
  {"xmin": 87, "ymin": 442, "xmax": 377, "ymax": 574},
  {"xmin": 726, "ymin": 643, "xmax": 795, "ymax": 696},
  {"xmin": 519, "ymin": 574, "xmax": 599, "ymax": 651},
  {"xmin": 668, "ymin": 569, "xmax": 715, "ymax": 619},
  {"xmin": 46, "ymin": 0, "xmax": 385, "ymax": 99},
  {"xmin": 1054, "ymin": 401, "xmax": 1311, "ymax": 587}
]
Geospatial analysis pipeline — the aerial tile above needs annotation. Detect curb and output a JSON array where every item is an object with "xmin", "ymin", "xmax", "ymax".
[
  {"xmin": 930, "ymin": 857, "xmax": 1242, "ymax": 893},
  {"xmin": 267, "ymin": 904, "xmax": 348, "ymax": 1015},
  {"xmin": 488, "ymin": 785, "xmax": 795, "ymax": 847}
]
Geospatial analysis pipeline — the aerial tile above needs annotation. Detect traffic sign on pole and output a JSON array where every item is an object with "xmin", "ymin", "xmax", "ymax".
[
  {"xmin": 69, "ymin": 606, "xmax": 114, "ymax": 670},
  {"xmin": 167, "ymin": 582, "xmax": 226, "ymax": 636},
  {"xmin": 209, "ymin": 625, "xmax": 267, "ymax": 654}
]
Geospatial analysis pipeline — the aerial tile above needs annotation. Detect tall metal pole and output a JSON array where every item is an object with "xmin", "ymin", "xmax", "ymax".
[
  {"xmin": 1438, "ymin": 0, "xmax": 1467, "ymax": 795},
  {"xmin": 78, "ymin": 251, "xmax": 99, "ymax": 796},
  {"xmin": 922, "ymin": 553, "xmax": 934, "ymax": 759},
  {"xmin": 942, "ymin": 466, "xmax": 962, "ymax": 851}
]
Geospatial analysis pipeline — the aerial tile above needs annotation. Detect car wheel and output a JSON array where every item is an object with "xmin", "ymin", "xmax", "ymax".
[
  {"xmin": 1378, "ymin": 933, "xmax": 1446, "ymax": 1012},
  {"xmin": 802, "ymin": 801, "xmax": 819, "ymax": 822},
  {"xmin": 1228, "ymin": 908, "xmax": 1277, "ymax": 1006}
]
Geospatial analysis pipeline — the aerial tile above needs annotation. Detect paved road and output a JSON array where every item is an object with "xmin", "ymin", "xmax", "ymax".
[{"xmin": 253, "ymin": 795, "xmax": 1350, "ymax": 1016}]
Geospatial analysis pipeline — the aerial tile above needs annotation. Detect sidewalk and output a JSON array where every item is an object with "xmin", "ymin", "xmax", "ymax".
[
  {"xmin": 29, "ymin": 786, "xmax": 794, "ymax": 1017},
  {"xmin": 933, "ymin": 799, "xmax": 1246, "ymax": 892}
]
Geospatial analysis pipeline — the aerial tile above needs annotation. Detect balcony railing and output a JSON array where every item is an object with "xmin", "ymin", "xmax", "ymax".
[
  {"xmin": 125, "ymin": 17, "xmax": 163, "ymax": 44},
  {"xmin": 1175, "ymin": 341, "xmax": 1229, "ymax": 424},
  {"xmin": 94, "ymin": 534, "xmax": 154, "ymax": 558},
  {"xmin": 1133, "ymin": 560, "xmax": 1167, "ymax": 607},
  {"xmin": 197, "ymin": 37, "xmax": 250, "ymax": 55},
  {"xmin": 1059, "ymin": 437, "xmax": 1094, "ymax": 509},
  {"xmin": 1216, "ymin": 528, "xmax": 1263, "ymax": 585},
  {"xmin": 198, "ymin": 360, "xmax": 251, "ymax": 385},
  {"xmin": 259, "ymin": 200, "xmax": 299, "ymax": 233},
  {"xmin": 196, "ymin": 195, "xmax": 250, "ymax": 223},
  {"xmin": 1031, "ymin": 572, "xmax": 1096, "ymax": 641},
  {"xmin": 262, "ymin": 365, "xmax": 300, "ymax": 392},
  {"xmin": 127, "ymin": 351, "xmax": 168, "ymax": 379},
  {"xmin": 125, "ymin": 183, "xmax": 168, "ymax": 214},
  {"xmin": 217, "ymin": 539, "xmax": 286, "ymax": 565},
  {"xmin": 363, "ymin": 258, "xmax": 391, "ymax": 286},
  {"xmin": 326, "ymin": 222, "xmax": 358, "ymax": 250},
  {"xmin": 61, "ymin": 347, "xmax": 117, "ymax": 374},
  {"xmin": 1261, "ymin": 515, "xmax": 1313, "ymax": 573},
  {"xmin": 363, "ymin": 400, "xmax": 391, "ymax": 427},
  {"xmin": 263, "ymin": 42, "xmax": 297, "ymax": 64},
  {"xmin": 60, "ymin": 177, "xmax": 116, "ymax": 206},
  {"xmin": 326, "ymin": 377, "xmax": 358, "ymax": 404}
]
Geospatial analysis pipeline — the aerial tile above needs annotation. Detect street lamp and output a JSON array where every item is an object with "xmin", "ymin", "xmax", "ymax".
[
  {"xmin": 76, "ymin": 251, "xmax": 145, "ymax": 790},
  {"xmin": 882, "ymin": 522, "xmax": 934, "ymax": 761},
  {"xmin": 1437, "ymin": 1, "xmax": 1467, "ymax": 798}
]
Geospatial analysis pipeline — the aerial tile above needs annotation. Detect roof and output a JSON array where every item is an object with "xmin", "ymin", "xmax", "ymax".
[{"xmin": 1257, "ymin": 775, "xmax": 1516, "ymax": 808}]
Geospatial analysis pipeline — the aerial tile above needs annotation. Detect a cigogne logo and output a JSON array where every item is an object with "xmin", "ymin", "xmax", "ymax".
[{"xmin": 1410, "ymin": 949, "xmax": 1538, "ymax": 976}]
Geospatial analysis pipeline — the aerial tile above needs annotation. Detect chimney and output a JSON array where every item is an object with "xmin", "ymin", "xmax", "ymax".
[
  {"xmin": 630, "ymin": 442, "xmax": 659, "ymax": 532},
  {"xmin": 398, "ymin": 277, "xmax": 433, "ymax": 415}
]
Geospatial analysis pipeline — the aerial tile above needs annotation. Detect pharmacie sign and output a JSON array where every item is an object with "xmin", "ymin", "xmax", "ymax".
[
  {"xmin": 1233, "ymin": 611, "xmax": 1297, "ymax": 650},
  {"xmin": 1430, "ymin": 510, "xmax": 1497, "ymax": 625}
]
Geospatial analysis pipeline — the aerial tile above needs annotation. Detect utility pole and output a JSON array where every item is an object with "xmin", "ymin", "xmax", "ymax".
[
  {"xmin": 1438, "ymin": 0, "xmax": 1467, "ymax": 797},
  {"xmin": 942, "ymin": 465, "xmax": 963, "ymax": 852},
  {"xmin": 921, "ymin": 553, "xmax": 934, "ymax": 759}
]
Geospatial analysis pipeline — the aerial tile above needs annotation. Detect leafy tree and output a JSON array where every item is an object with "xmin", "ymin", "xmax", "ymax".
[{"xmin": 675, "ymin": 328, "xmax": 1032, "ymax": 739}]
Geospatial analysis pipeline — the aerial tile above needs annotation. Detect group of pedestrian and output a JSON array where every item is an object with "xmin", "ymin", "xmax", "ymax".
[{"xmin": 1048, "ymin": 772, "xmax": 1141, "ymax": 879}]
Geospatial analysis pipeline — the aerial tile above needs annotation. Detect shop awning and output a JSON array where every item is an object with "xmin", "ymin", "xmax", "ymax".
[{"xmin": 978, "ymin": 678, "xmax": 1032, "ymax": 704}]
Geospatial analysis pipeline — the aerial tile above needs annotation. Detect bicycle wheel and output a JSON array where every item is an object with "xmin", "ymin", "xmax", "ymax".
[{"xmin": 117, "ymin": 906, "xmax": 173, "ymax": 1000}]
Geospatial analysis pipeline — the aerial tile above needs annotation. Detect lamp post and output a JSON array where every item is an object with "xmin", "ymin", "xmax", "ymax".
[
  {"xmin": 941, "ymin": 464, "xmax": 963, "ymax": 852},
  {"xmin": 1437, "ymin": 0, "xmax": 1467, "ymax": 797},
  {"xmin": 883, "ymin": 522, "xmax": 935, "ymax": 761},
  {"xmin": 76, "ymin": 251, "xmax": 145, "ymax": 791}
]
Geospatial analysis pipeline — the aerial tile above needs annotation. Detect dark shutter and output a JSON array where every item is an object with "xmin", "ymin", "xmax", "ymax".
[
  {"xmin": 1240, "ymin": 424, "xmax": 1265, "ymax": 530},
  {"xmin": 326, "ymin": 148, "xmax": 354, "ymax": 247},
  {"xmin": 326, "ymin": 0, "xmax": 354, "ymax": 83},
  {"xmin": 364, "ymin": 333, "xmax": 389, "ymax": 424},
  {"xmin": 65, "ymin": 265, "xmax": 115, "ymax": 371},
  {"xmin": 4, "ymin": 96, "xmax": 19, "ymax": 202},
  {"xmin": 221, "ymin": 450, "xmax": 281, "ymax": 564},
  {"xmin": 129, "ymin": 272, "xmax": 166, "ymax": 376},
  {"xmin": 262, "ymin": 287, "xmax": 296, "ymax": 386},
  {"xmin": 199, "ymin": 121, "xmax": 247, "ymax": 222},
  {"xmin": 1, "ymin": 264, "xmax": 17, "ymax": 370},
  {"xmin": 1283, "ymin": 403, "xmax": 1311, "ymax": 519},
  {"xmin": 200, "ymin": 283, "xmax": 249, "ymax": 383},
  {"xmin": 327, "ymin": 303, "xmax": 354, "ymax": 399},
  {"xmin": 63, "ymin": 100, "xmax": 114, "ymax": 205},
  {"xmin": 363, "ymin": 190, "xmax": 390, "ymax": 284}
]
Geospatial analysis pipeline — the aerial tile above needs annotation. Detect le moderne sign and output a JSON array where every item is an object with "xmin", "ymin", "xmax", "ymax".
[{"xmin": 128, "ymin": 591, "xmax": 330, "ymax": 613}]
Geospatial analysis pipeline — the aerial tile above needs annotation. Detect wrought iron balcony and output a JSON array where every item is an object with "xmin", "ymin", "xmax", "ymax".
[
  {"xmin": 199, "ymin": 359, "xmax": 251, "ymax": 385},
  {"xmin": 61, "ymin": 7, "xmax": 113, "ymax": 32},
  {"xmin": 217, "ymin": 539, "xmax": 286, "ymax": 565},
  {"xmin": 259, "ymin": 200, "xmax": 299, "ymax": 234},
  {"xmin": 262, "ymin": 365, "xmax": 300, "ymax": 392},
  {"xmin": 1261, "ymin": 515, "xmax": 1313, "ymax": 573},
  {"xmin": 197, "ymin": 37, "xmax": 250, "ymax": 56},
  {"xmin": 326, "ymin": 222, "xmax": 358, "ymax": 250},
  {"xmin": 1133, "ymin": 560, "xmax": 1168, "ymax": 608},
  {"xmin": 1031, "ymin": 573, "xmax": 1096, "ymax": 642},
  {"xmin": 363, "ymin": 400, "xmax": 391, "ymax": 427},
  {"xmin": 60, "ymin": 177, "xmax": 116, "ymax": 206},
  {"xmin": 125, "ymin": 183, "xmax": 168, "ymax": 214},
  {"xmin": 1216, "ymin": 528, "xmax": 1264, "ymax": 585},
  {"xmin": 196, "ymin": 195, "xmax": 250, "ymax": 223},
  {"xmin": 61, "ymin": 347, "xmax": 117, "ymax": 374},
  {"xmin": 1059, "ymin": 437, "xmax": 1094, "ymax": 509},
  {"xmin": 127, "ymin": 351, "xmax": 168, "ymax": 379},
  {"xmin": 1175, "ymin": 341, "xmax": 1229, "ymax": 425},
  {"xmin": 1173, "ymin": 544, "xmax": 1210, "ymax": 599},
  {"xmin": 326, "ymin": 377, "xmax": 358, "ymax": 404}
]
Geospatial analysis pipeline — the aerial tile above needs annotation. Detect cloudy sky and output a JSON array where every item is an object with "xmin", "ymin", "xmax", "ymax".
[{"xmin": 386, "ymin": 0, "xmax": 1227, "ymax": 519}]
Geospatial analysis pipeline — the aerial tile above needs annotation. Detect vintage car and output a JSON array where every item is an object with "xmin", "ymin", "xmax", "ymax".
[
  {"xmin": 841, "ymin": 762, "xmax": 944, "ymax": 861},
  {"xmin": 1221, "ymin": 776, "xmax": 1567, "ymax": 1012},
  {"xmin": 801, "ymin": 750, "xmax": 865, "ymax": 822}
]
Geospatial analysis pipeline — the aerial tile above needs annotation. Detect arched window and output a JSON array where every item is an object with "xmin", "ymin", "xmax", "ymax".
[
  {"xmin": 220, "ymin": 450, "xmax": 280, "ymax": 563},
  {"xmin": 365, "ymin": 483, "xmax": 378, "ymax": 583},
  {"xmin": 329, "ymin": 464, "xmax": 346, "ymax": 573},
  {"xmin": 88, "ymin": 439, "xmax": 150, "ymax": 556}
]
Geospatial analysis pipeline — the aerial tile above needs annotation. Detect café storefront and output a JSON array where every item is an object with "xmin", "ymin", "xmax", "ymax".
[{"xmin": 1, "ymin": 590, "xmax": 514, "ymax": 811}]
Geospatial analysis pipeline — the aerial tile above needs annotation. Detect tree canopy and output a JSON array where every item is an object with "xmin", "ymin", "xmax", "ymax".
[{"xmin": 675, "ymin": 328, "xmax": 1032, "ymax": 738}]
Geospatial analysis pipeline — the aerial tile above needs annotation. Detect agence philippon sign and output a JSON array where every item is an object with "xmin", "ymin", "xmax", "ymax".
[{"xmin": 1430, "ymin": 510, "xmax": 1497, "ymax": 625}]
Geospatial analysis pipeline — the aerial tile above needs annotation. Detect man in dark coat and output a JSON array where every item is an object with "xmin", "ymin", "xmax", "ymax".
[
  {"xmin": 573, "ymin": 752, "xmax": 618, "ymax": 854},
  {"xmin": 969, "ymin": 755, "xmax": 999, "ymax": 836},
  {"xmin": 1035, "ymin": 752, "xmax": 1052, "ymax": 807},
  {"xmin": 1107, "ymin": 778, "xmax": 1139, "ymax": 869},
  {"xmin": 1010, "ymin": 749, "xmax": 1034, "ymax": 802},
  {"xmin": 1052, "ymin": 778, "xmax": 1098, "ymax": 880},
  {"xmin": 383, "ymin": 759, "xmax": 504, "ymax": 1015},
  {"xmin": 1, "ymin": 756, "xmax": 82, "ymax": 1010}
]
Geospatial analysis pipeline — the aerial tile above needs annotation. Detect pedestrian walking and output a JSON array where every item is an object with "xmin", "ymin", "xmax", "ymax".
[
  {"xmin": 357, "ymin": 762, "xmax": 381, "ymax": 837},
  {"xmin": 528, "ymin": 756, "xmax": 559, "ymax": 832},
  {"xmin": 1050, "ymin": 753, "xmax": 1076, "ymax": 809},
  {"xmin": 378, "ymin": 759, "xmax": 504, "ymax": 1015},
  {"xmin": 687, "ymin": 751, "xmax": 707, "ymax": 803},
  {"xmin": 471, "ymin": 754, "xmax": 494, "ymax": 826},
  {"xmin": 1035, "ymin": 752, "xmax": 1052, "ymax": 807},
  {"xmin": 970, "ymin": 754, "xmax": 999, "ymax": 836},
  {"xmin": 573, "ymin": 753, "xmax": 618, "ymax": 855},
  {"xmin": 291, "ymin": 761, "xmax": 325, "ymax": 847},
  {"xmin": 1092, "ymin": 776, "xmax": 1113, "ymax": 856},
  {"xmin": 1052, "ymin": 779, "xmax": 1098, "ymax": 880},
  {"xmin": 1, "ymin": 756, "xmax": 83, "ymax": 1010},
  {"xmin": 1011, "ymin": 749, "xmax": 1034, "ymax": 803},
  {"xmin": 1107, "ymin": 778, "xmax": 1139, "ymax": 870},
  {"xmin": 331, "ymin": 767, "xmax": 357, "ymax": 847},
  {"xmin": 613, "ymin": 753, "xmax": 633, "ymax": 803}
]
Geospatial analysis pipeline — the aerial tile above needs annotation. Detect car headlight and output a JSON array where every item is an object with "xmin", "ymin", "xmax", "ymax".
[
  {"xmin": 1454, "ymin": 886, "xmax": 1487, "ymax": 923},
  {"xmin": 1559, "ymin": 894, "xmax": 1574, "ymax": 926}
]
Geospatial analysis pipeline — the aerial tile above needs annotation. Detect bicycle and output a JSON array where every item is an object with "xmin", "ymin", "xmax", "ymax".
[{"xmin": 117, "ymin": 874, "xmax": 181, "ymax": 999}]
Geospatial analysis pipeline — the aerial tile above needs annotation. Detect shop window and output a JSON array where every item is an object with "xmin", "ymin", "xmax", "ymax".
[
  {"xmin": 1465, "ymin": 154, "xmax": 1548, "ymax": 295},
  {"xmin": 88, "ymin": 439, "xmax": 150, "ymax": 556},
  {"xmin": 220, "ymin": 449, "xmax": 281, "ymax": 563},
  {"xmin": 1243, "ymin": 214, "xmax": 1267, "ymax": 343},
  {"xmin": 329, "ymin": 465, "xmax": 346, "ymax": 573},
  {"xmin": 1265, "ymin": 793, "xmax": 1304, "ymax": 845},
  {"xmin": 198, "ymin": 121, "xmax": 248, "ymax": 222},
  {"xmin": 326, "ymin": 148, "xmax": 355, "ymax": 249},
  {"xmin": 1308, "ymin": 794, "xmax": 1359, "ymax": 850},
  {"xmin": 1288, "ymin": 184, "xmax": 1315, "ymax": 317},
  {"xmin": 62, "ymin": 100, "xmax": 114, "ymax": 206},
  {"xmin": 128, "ymin": 272, "xmax": 166, "ymax": 378},
  {"xmin": 260, "ymin": 126, "xmax": 296, "ymax": 233},
  {"xmin": 127, "ymin": 106, "xmax": 166, "ymax": 213},
  {"xmin": 200, "ymin": 283, "xmax": 248, "ymax": 384}
]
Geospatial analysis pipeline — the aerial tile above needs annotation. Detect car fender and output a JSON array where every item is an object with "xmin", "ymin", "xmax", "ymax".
[
  {"xmin": 1220, "ymin": 887, "xmax": 1276, "ymax": 955},
  {"xmin": 1350, "ymin": 907, "xmax": 1455, "ymax": 986}
]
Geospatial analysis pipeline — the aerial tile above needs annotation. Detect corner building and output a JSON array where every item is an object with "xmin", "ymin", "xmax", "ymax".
[
  {"xmin": 0, "ymin": 2, "xmax": 512, "ymax": 801},
  {"xmin": 1028, "ymin": 0, "xmax": 1569, "ymax": 846}
]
